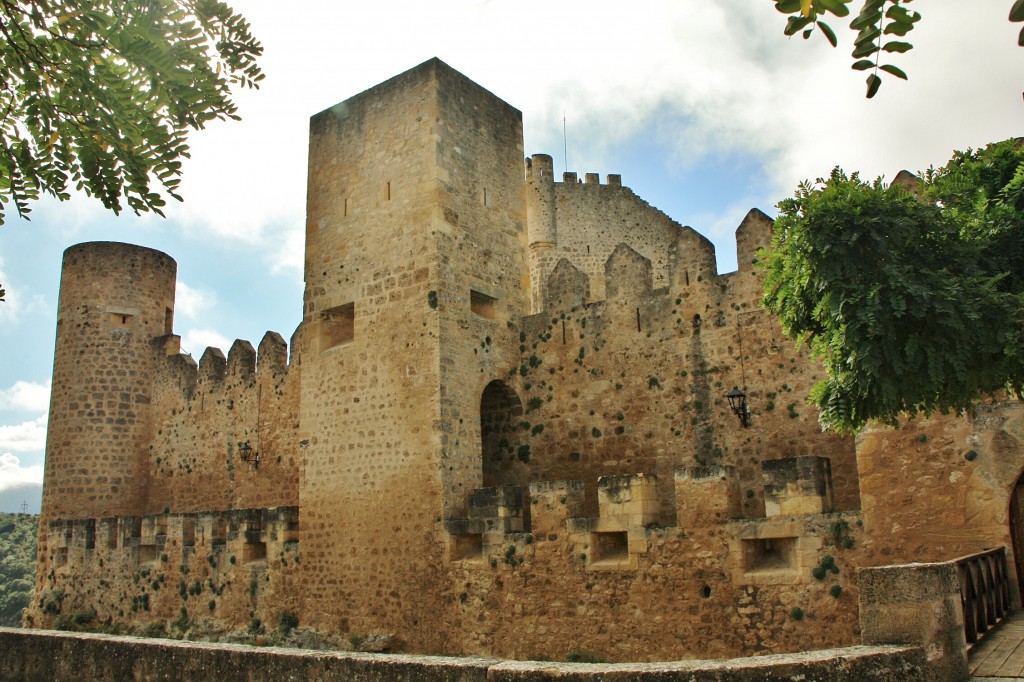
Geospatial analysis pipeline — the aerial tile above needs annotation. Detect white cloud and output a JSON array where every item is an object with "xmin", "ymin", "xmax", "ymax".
[
  {"xmin": 0, "ymin": 255, "xmax": 46, "ymax": 326},
  {"xmin": 0, "ymin": 379, "xmax": 51, "ymax": 413},
  {"xmin": 0, "ymin": 414, "xmax": 48, "ymax": 453},
  {"xmin": 175, "ymin": 281, "xmax": 217, "ymax": 322},
  {"xmin": 180, "ymin": 328, "xmax": 232, "ymax": 357},
  {"xmin": 3, "ymin": 0, "xmax": 1001, "ymax": 280},
  {"xmin": 0, "ymin": 453, "xmax": 44, "ymax": 490},
  {"xmin": 141, "ymin": 0, "xmax": 1019, "ymax": 259},
  {"xmin": 269, "ymin": 223, "xmax": 305, "ymax": 276}
]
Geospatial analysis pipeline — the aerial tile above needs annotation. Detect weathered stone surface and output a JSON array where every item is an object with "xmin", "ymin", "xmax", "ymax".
[
  {"xmin": 0, "ymin": 628, "xmax": 945, "ymax": 682},
  {"xmin": 859, "ymin": 561, "xmax": 968, "ymax": 682},
  {"xmin": 33, "ymin": 58, "xmax": 1019, "ymax": 675}
]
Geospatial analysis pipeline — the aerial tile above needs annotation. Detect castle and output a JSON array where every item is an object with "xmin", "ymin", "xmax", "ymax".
[{"xmin": 29, "ymin": 58, "xmax": 1024, "ymax": 664}]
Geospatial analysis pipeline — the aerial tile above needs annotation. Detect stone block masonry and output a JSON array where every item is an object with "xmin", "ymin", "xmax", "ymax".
[
  {"xmin": 30, "ymin": 57, "xmax": 1024, "ymax": 674},
  {"xmin": 0, "ymin": 628, "xmax": 947, "ymax": 681}
]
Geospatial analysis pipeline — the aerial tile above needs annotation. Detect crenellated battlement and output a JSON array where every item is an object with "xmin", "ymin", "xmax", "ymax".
[
  {"xmin": 160, "ymin": 331, "xmax": 294, "ymax": 400},
  {"xmin": 144, "ymin": 330, "xmax": 300, "ymax": 516},
  {"xmin": 446, "ymin": 455, "xmax": 856, "ymax": 580},
  {"xmin": 525, "ymin": 154, "xmax": 622, "ymax": 187},
  {"xmin": 46, "ymin": 505, "xmax": 299, "ymax": 564},
  {"xmin": 523, "ymin": 153, "xmax": 772, "ymax": 314}
]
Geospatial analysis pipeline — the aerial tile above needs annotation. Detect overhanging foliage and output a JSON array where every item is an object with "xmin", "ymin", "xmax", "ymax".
[
  {"xmin": 0, "ymin": 0, "xmax": 263, "ymax": 226},
  {"xmin": 761, "ymin": 139, "xmax": 1024, "ymax": 433},
  {"xmin": 773, "ymin": 0, "xmax": 1024, "ymax": 97}
]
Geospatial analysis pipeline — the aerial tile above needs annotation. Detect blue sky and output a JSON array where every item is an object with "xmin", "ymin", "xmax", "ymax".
[{"xmin": 1, "ymin": 0, "xmax": 1021, "ymax": 513}]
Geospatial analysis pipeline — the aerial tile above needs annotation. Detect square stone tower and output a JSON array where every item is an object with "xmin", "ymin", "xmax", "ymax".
[{"xmin": 297, "ymin": 59, "xmax": 530, "ymax": 645}]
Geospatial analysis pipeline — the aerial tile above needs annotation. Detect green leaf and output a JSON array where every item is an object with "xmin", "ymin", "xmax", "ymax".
[
  {"xmin": 884, "ymin": 5, "xmax": 921, "ymax": 24},
  {"xmin": 819, "ymin": 21, "xmax": 839, "ymax": 47},
  {"xmin": 816, "ymin": 0, "xmax": 851, "ymax": 17},
  {"xmin": 882, "ymin": 40, "xmax": 913, "ymax": 53},
  {"xmin": 883, "ymin": 21, "xmax": 915, "ymax": 36},
  {"xmin": 1012, "ymin": 0, "xmax": 1024, "ymax": 22},
  {"xmin": 775, "ymin": 0, "xmax": 802, "ymax": 12},
  {"xmin": 866, "ymin": 73, "xmax": 882, "ymax": 98},
  {"xmin": 852, "ymin": 59, "xmax": 875, "ymax": 71},
  {"xmin": 850, "ymin": 6, "xmax": 883, "ymax": 31},
  {"xmin": 852, "ymin": 41, "xmax": 881, "ymax": 58},
  {"xmin": 879, "ymin": 64, "xmax": 908, "ymax": 80},
  {"xmin": 785, "ymin": 15, "xmax": 814, "ymax": 35}
]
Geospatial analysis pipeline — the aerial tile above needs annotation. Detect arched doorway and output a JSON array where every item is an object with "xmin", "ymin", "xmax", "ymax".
[
  {"xmin": 480, "ymin": 380, "xmax": 527, "ymax": 488},
  {"xmin": 1009, "ymin": 472, "xmax": 1024, "ymax": 606}
]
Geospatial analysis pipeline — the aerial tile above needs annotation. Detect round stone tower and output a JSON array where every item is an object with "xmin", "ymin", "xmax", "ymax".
[
  {"xmin": 525, "ymin": 153, "xmax": 557, "ymax": 247},
  {"xmin": 41, "ymin": 242, "xmax": 177, "ymax": 522},
  {"xmin": 525, "ymin": 153, "xmax": 559, "ymax": 312}
]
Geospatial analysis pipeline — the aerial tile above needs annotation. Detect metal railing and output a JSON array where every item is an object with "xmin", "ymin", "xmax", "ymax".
[{"xmin": 955, "ymin": 546, "xmax": 1011, "ymax": 647}]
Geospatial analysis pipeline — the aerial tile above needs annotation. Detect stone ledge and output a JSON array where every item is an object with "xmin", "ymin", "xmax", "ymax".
[{"xmin": 0, "ymin": 628, "xmax": 946, "ymax": 681}]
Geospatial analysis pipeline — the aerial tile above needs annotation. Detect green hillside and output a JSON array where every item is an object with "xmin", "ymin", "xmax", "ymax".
[{"xmin": 0, "ymin": 512, "xmax": 38, "ymax": 626}]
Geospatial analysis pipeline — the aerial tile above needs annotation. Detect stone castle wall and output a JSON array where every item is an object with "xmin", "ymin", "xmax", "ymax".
[
  {"xmin": 494, "ymin": 207, "xmax": 857, "ymax": 521},
  {"xmin": 33, "ymin": 58, "xmax": 1024, "ymax": 666},
  {"xmin": 144, "ymin": 332, "xmax": 301, "ymax": 514},
  {"xmin": 525, "ymin": 154, "xmax": 689, "ymax": 311},
  {"xmin": 856, "ymin": 403, "xmax": 1024, "ymax": 588}
]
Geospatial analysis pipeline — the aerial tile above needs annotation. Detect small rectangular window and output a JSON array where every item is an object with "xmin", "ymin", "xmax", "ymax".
[
  {"xmin": 451, "ymin": 533, "xmax": 483, "ymax": 563},
  {"xmin": 138, "ymin": 544, "xmax": 158, "ymax": 564},
  {"xmin": 592, "ymin": 531, "xmax": 628, "ymax": 564},
  {"xmin": 470, "ymin": 290, "xmax": 497, "ymax": 320},
  {"xmin": 182, "ymin": 518, "xmax": 196, "ymax": 548},
  {"xmin": 321, "ymin": 302, "xmax": 355, "ymax": 349},
  {"xmin": 106, "ymin": 522, "xmax": 118, "ymax": 549},
  {"xmin": 244, "ymin": 541, "xmax": 267, "ymax": 563},
  {"xmin": 742, "ymin": 537, "xmax": 797, "ymax": 573},
  {"xmin": 210, "ymin": 518, "xmax": 227, "ymax": 547}
]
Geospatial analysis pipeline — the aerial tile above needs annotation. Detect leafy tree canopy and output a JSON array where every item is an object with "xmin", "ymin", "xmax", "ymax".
[
  {"xmin": 0, "ymin": 512, "xmax": 38, "ymax": 626},
  {"xmin": 0, "ymin": 0, "xmax": 263, "ymax": 226},
  {"xmin": 773, "ymin": 0, "xmax": 1024, "ymax": 97},
  {"xmin": 761, "ymin": 139, "xmax": 1024, "ymax": 433}
]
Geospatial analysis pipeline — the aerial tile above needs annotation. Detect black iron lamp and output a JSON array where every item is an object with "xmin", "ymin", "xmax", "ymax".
[
  {"xmin": 725, "ymin": 386, "xmax": 750, "ymax": 428},
  {"xmin": 238, "ymin": 441, "xmax": 260, "ymax": 469}
]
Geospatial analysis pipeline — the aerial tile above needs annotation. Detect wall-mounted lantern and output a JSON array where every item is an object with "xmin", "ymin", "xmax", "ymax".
[
  {"xmin": 238, "ymin": 441, "xmax": 260, "ymax": 469},
  {"xmin": 725, "ymin": 386, "xmax": 750, "ymax": 428}
]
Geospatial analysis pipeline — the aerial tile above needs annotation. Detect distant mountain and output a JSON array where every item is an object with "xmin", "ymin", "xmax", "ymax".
[{"xmin": 0, "ymin": 483, "xmax": 41, "ymax": 514}]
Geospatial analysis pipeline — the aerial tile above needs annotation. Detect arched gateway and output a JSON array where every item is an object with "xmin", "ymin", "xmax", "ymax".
[{"xmin": 480, "ymin": 380, "xmax": 527, "ymax": 488}]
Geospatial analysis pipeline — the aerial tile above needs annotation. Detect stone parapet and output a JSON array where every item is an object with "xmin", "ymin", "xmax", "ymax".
[
  {"xmin": 0, "ymin": 628, "xmax": 945, "ymax": 682},
  {"xmin": 859, "ymin": 561, "xmax": 969, "ymax": 681},
  {"xmin": 762, "ymin": 456, "xmax": 834, "ymax": 518},
  {"xmin": 675, "ymin": 465, "xmax": 740, "ymax": 527}
]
